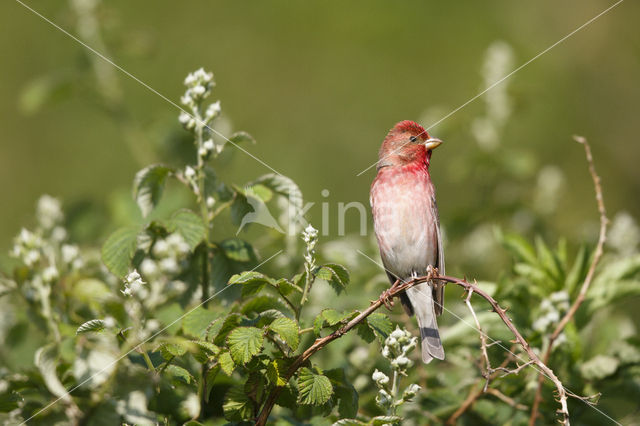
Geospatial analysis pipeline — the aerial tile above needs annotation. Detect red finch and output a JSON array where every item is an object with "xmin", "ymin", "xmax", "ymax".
[{"xmin": 370, "ymin": 120, "xmax": 445, "ymax": 363}]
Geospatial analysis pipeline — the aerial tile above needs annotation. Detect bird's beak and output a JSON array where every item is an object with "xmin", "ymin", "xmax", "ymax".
[{"xmin": 424, "ymin": 138, "xmax": 443, "ymax": 150}]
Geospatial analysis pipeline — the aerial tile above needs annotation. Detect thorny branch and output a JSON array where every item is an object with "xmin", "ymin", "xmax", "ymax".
[
  {"xmin": 529, "ymin": 136, "xmax": 608, "ymax": 426},
  {"xmin": 256, "ymin": 270, "xmax": 573, "ymax": 425}
]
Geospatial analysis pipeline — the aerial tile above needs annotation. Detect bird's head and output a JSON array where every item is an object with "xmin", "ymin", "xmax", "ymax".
[{"xmin": 377, "ymin": 120, "xmax": 443, "ymax": 169}]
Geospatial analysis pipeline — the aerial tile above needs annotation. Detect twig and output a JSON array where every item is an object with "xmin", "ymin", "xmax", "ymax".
[
  {"xmin": 465, "ymin": 287, "xmax": 492, "ymax": 391},
  {"xmin": 529, "ymin": 136, "xmax": 608, "ymax": 426},
  {"xmin": 486, "ymin": 387, "xmax": 528, "ymax": 411}
]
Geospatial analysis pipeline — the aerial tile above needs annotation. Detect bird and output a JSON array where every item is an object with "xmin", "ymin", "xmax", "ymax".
[{"xmin": 370, "ymin": 120, "xmax": 445, "ymax": 363}]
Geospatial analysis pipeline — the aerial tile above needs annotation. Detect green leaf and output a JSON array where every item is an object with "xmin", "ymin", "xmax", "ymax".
[
  {"xmin": 228, "ymin": 130, "xmax": 256, "ymax": 145},
  {"xmin": 166, "ymin": 209, "xmax": 206, "ymax": 250},
  {"xmin": 227, "ymin": 327, "xmax": 264, "ymax": 364},
  {"xmin": 213, "ymin": 313, "xmax": 243, "ymax": 345},
  {"xmin": 35, "ymin": 344, "xmax": 71, "ymax": 402},
  {"xmin": 220, "ymin": 238, "xmax": 257, "ymax": 262},
  {"xmin": 269, "ymin": 317, "xmax": 300, "ymax": 351},
  {"xmin": 228, "ymin": 271, "xmax": 275, "ymax": 286},
  {"xmin": 499, "ymin": 232, "xmax": 537, "ymax": 265},
  {"xmin": 565, "ymin": 245, "xmax": 589, "ymax": 295},
  {"xmin": 218, "ymin": 351, "xmax": 235, "ymax": 376},
  {"xmin": 157, "ymin": 342, "xmax": 187, "ymax": 360},
  {"xmin": 314, "ymin": 309, "xmax": 345, "ymax": 335},
  {"xmin": 370, "ymin": 416, "xmax": 403, "ymax": 425},
  {"xmin": 249, "ymin": 173, "xmax": 304, "ymax": 221},
  {"xmin": 182, "ymin": 307, "xmax": 220, "ymax": 338},
  {"xmin": 297, "ymin": 367, "xmax": 333, "ymax": 405},
  {"xmin": 266, "ymin": 359, "xmax": 287, "ymax": 386},
  {"xmin": 365, "ymin": 313, "xmax": 393, "ymax": 342},
  {"xmin": 76, "ymin": 319, "xmax": 108, "ymax": 335},
  {"xmin": 277, "ymin": 278, "xmax": 302, "ymax": 296},
  {"xmin": 191, "ymin": 340, "xmax": 220, "ymax": 363},
  {"xmin": 0, "ymin": 391, "xmax": 22, "ymax": 413},
  {"xmin": 332, "ymin": 420, "xmax": 366, "ymax": 426},
  {"xmin": 326, "ymin": 368, "xmax": 359, "ymax": 418},
  {"xmin": 204, "ymin": 365, "xmax": 220, "ymax": 402},
  {"xmin": 101, "ymin": 227, "xmax": 139, "ymax": 277},
  {"xmin": 165, "ymin": 365, "xmax": 193, "ymax": 385},
  {"xmin": 133, "ymin": 164, "xmax": 173, "ymax": 218},
  {"xmin": 223, "ymin": 386, "xmax": 254, "ymax": 421},
  {"xmin": 580, "ymin": 355, "xmax": 619, "ymax": 380},
  {"xmin": 241, "ymin": 295, "xmax": 292, "ymax": 316},
  {"xmin": 316, "ymin": 263, "xmax": 350, "ymax": 294}
]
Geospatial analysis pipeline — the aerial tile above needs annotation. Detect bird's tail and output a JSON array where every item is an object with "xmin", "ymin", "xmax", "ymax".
[{"xmin": 406, "ymin": 283, "xmax": 445, "ymax": 363}]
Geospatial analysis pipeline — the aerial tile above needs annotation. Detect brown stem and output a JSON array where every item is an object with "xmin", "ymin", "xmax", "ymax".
[{"xmin": 529, "ymin": 136, "xmax": 608, "ymax": 426}]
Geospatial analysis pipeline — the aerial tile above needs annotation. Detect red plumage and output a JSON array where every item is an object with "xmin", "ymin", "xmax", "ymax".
[{"xmin": 370, "ymin": 120, "xmax": 445, "ymax": 363}]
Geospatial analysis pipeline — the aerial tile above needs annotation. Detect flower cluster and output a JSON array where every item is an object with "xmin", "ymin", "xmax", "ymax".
[
  {"xmin": 302, "ymin": 224, "xmax": 319, "ymax": 271},
  {"xmin": 373, "ymin": 327, "xmax": 421, "ymax": 414},
  {"xmin": 180, "ymin": 68, "xmax": 215, "ymax": 109},
  {"xmin": 121, "ymin": 270, "xmax": 146, "ymax": 298}
]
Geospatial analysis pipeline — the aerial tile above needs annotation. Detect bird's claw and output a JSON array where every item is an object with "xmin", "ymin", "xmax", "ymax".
[{"xmin": 379, "ymin": 288, "xmax": 395, "ymax": 311}]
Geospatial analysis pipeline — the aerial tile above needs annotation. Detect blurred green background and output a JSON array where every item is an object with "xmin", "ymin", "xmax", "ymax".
[{"xmin": 1, "ymin": 0, "xmax": 639, "ymax": 277}]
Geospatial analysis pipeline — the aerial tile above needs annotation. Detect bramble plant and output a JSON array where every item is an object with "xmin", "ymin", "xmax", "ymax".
[{"xmin": 1, "ymin": 64, "xmax": 640, "ymax": 426}]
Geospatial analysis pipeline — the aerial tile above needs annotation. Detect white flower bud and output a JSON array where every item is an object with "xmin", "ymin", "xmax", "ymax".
[
  {"xmin": 402, "ymin": 383, "xmax": 421, "ymax": 400},
  {"xmin": 184, "ymin": 166, "xmax": 196, "ymax": 179},
  {"xmin": 372, "ymin": 369, "xmax": 390, "ymax": 385},
  {"xmin": 203, "ymin": 139, "xmax": 215, "ymax": 152},
  {"xmin": 205, "ymin": 101, "xmax": 221, "ymax": 119},
  {"xmin": 206, "ymin": 196, "xmax": 215, "ymax": 208},
  {"xmin": 390, "ymin": 327, "xmax": 405, "ymax": 340},
  {"xmin": 391, "ymin": 355, "xmax": 412, "ymax": 369}
]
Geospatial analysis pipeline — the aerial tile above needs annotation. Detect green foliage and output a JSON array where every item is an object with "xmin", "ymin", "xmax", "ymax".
[{"xmin": 2, "ymin": 64, "xmax": 639, "ymax": 426}]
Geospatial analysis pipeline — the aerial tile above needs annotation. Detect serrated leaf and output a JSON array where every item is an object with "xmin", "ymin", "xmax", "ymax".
[
  {"xmin": 356, "ymin": 323, "xmax": 375, "ymax": 343},
  {"xmin": 223, "ymin": 386, "xmax": 254, "ymax": 421},
  {"xmin": 314, "ymin": 309, "xmax": 344, "ymax": 335},
  {"xmin": 76, "ymin": 319, "xmax": 107, "ymax": 335},
  {"xmin": 370, "ymin": 416, "xmax": 402, "ymax": 425},
  {"xmin": 366, "ymin": 313, "xmax": 393, "ymax": 342},
  {"xmin": 277, "ymin": 278, "xmax": 302, "ymax": 296},
  {"xmin": 166, "ymin": 209, "xmax": 206, "ymax": 250},
  {"xmin": 165, "ymin": 365, "xmax": 193, "ymax": 384},
  {"xmin": 228, "ymin": 271, "xmax": 275, "ymax": 286},
  {"xmin": 297, "ymin": 367, "xmax": 333, "ymax": 405},
  {"xmin": 101, "ymin": 227, "xmax": 139, "ymax": 277},
  {"xmin": 269, "ymin": 317, "xmax": 299, "ymax": 351},
  {"xmin": 267, "ymin": 359, "xmax": 287, "ymax": 386},
  {"xmin": 133, "ymin": 164, "xmax": 173, "ymax": 217},
  {"xmin": 227, "ymin": 327, "xmax": 264, "ymax": 364},
  {"xmin": 157, "ymin": 342, "xmax": 186, "ymax": 360},
  {"xmin": 182, "ymin": 307, "xmax": 220, "ymax": 338},
  {"xmin": 316, "ymin": 263, "xmax": 350, "ymax": 294},
  {"xmin": 332, "ymin": 420, "xmax": 366, "ymax": 426},
  {"xmin": 241, "ymin": 295, "xmax": 292, "ymax": 316},
  {"xmin": 218, "ymin": 351, "xmax": 235, "ymax": 376},
  {"xmin": 213, "ymin": 313, "xmax": 243, "ymax": 345}
]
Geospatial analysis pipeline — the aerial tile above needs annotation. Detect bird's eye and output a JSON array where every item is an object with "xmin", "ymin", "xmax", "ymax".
[{"xmin": 409, "ymin": 136, "xmax": 417, "ymax": 143}]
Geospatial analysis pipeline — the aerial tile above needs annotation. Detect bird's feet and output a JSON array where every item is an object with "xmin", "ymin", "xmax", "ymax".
[{"xmin": 374, "ymin": 288, "xmax": 395, "ymax": 310}]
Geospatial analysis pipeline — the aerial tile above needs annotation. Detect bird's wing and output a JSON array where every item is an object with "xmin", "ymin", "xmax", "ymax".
[{"xmin": 432, "ymin": 195, "xmax": 445, "ymax": 316}]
